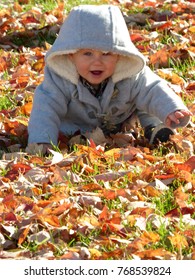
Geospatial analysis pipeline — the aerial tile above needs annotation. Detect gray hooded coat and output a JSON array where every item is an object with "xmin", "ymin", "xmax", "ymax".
[{"xmin": 28, "ymin": 5, "xmax": 190, "ymax": 145}]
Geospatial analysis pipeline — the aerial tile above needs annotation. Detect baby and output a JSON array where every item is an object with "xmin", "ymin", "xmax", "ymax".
[{"xmin": 27, "ymin": 5, "xmax": 191, "ymax": 153}]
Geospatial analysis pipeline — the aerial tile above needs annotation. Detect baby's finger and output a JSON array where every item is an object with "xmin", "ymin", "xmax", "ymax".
[
  {"xmin": 169, "ymin": 114, "xmax": 180, "ymax": 124},
  {"xmin": 175, "ymin": 110, "xmax": 192, "ymax": 118},
  {"xmin": 174, "ymin": 111, "xmax": 184, "ymax": 118}
]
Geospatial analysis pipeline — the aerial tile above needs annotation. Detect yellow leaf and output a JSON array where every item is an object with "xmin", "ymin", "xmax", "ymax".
[
  {"xmin": 168, "ymin": 233, "xmax": 188, "ymax": 249},
  {"xmin": 189, "ymin": 26, "xmax": 195, "ymax": 33}
]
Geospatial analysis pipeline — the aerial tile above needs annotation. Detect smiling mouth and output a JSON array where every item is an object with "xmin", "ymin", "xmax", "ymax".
[{"xmin": 91, "ymin": 71, "xmax": 103, "ymax": 76}]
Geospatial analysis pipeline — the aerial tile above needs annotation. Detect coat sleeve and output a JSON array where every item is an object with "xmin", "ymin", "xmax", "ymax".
[
  {"xmin": 130, "ymin": 66, "xmax": 190, "ymax": 128},
  {"xmin": 28, "ymin": 66, "xmax": 70, "ymax": 145}
]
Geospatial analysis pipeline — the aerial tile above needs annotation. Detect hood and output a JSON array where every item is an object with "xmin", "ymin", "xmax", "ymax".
[{"xmin": 46, "ymin": 5, "xmax": 146, "ymax": 84}]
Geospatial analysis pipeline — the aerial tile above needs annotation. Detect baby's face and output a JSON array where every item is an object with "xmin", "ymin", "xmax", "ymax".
[{"xmin": 69, "ymin": 49, "xmax": 118, "ymax": 86}]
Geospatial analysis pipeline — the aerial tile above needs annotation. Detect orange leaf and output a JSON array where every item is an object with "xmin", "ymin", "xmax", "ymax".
[
  {"xmin": 99, "ymin": 205, "xmax": 110, "ymax": 221},
  {"xmin": 103, "ymin": 190, "xmax": 117, "ymax": 200},
  {"xmin": 36, "ymin": 200, "xmax": 52, "ymax": 208},
  {"xmin": 79, "ymin": 183, "xmax": 102, "ymax": 191},
  {"xmin": 140, "ymin": 231, "xmax": 160, "ymax": 244},
  {"xmin": 150, "ymin": 48, "xmax": 169, "ymax": 67},
  {"xmin": 130, "ymin": 207, "xmax": 154, "ymax": 217},
  {"xmin": 51, "ymin": 204, "xmax": 71, "ymax": 216},
  {"xmin": 44, "ymin": 215, "xmax": 61, "ymax": 227},
  {"xmin": 155, "ymin": 21, "xmax": 173, "ymax": 31},
  {"xmin": 168, "ymin": 233, "xmax": 188, "ymax": 249},
  {"xmin": 174, "ymin": 156, "xmax": 195, "ymax": 173},
  {"xmin": 177, "ymin": 170, "xmax": 192, "ymax": 183},
  {"xmin": 0, "ymin": 57, "xmax": 7, "ymax": 72},
  {"xmin": 2, "ymin": 194, "xmax": 18, "ymax": 209},
  {"xmin": 18, "ymin": 225, "xmax": 31, "ymax": 245},
  {"xmin": 135, "ymin": 248, "xmax": 174, "ymax": 260},
  {"xmin": 32, "ymin": 58, "xmax": 45, "ymax": 72},
  {"xmin": 130, "ymin": 33, "xmax": 144, "ymax": 43},
  {"xmin": 142, "ymin": 185, "xmax": 161, "ymax": 197},
  {"xmin": 20, "ymin": 102, "xmax": 33, "ymax": 116},
  {"xmin": 174, "ymin": 186, "xmax": 189, "ymax": 207}
]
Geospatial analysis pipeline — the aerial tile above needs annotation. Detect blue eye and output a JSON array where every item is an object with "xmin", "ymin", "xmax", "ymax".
[{"xmin": 83, "ymin": 52, "xmax": 92, "ymax": 56}]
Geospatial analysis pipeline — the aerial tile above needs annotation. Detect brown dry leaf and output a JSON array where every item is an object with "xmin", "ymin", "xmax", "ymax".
[
  {"xmin": 3, "ymin": 212, "xmax": 18, "ymax": 222},
  {"xmin": 42, "ymin": 215, "xmax": 61, "ymax": 227},
  {"xmin": 60, "ymin": 251, "xmax": 81, "ymax": 260},
  {"xmin": 149, "ymin": 48, "xmax": 169, "ymax": 68},
  {"xmin": 0, "ymin": 57, "xmax": 7, "ymax": 72},
  {"xmin": 32, "ymin": 57, "xmax": 45, "ymax": 72},
  {"xmin": 166, "ymin": 207, "xmax": 195, "ymax": 218},
  {"xmin": 24, "ymin": 167, "xmax": 51, "ymax": 184},
  {"xmin": 130, "ymin": 207, "xmax": 154, "ymax": 217},
  {"xmin": 79, "ymin": 213, "xmax": 100, "ymax": 228},
  {"xmin": 130, "ymin": 33, "xmax": 145, "ymax": 43},
  {"xmin": 98, "ymin": 205, "xmax": 110, "ymax": 222},
  {"xmin": 28, "ymin": 230, "xmax": 51, "ymax": 243},
  {"xmin": 140, "ymin": 231, "xmax": 160, "ymax": 244},
  {"xmin": 110, "ymin": 132, "xmax": 135, "ymax": 147},
  {"xmin": 78, "ymin": 158, "xmax": 96, "ymax": 174},
  {"xmin": 36, "ymin": 200, "xmax": 52, "ymax": 208},
  {"xmin": 78, "ymin": 183, "xmax": 103, "ymax": 191},
  {"xmin": 94, "ymin": 170, "xmax": 132, "ymax": 182},
  {"xmin": 174, "ymin": 186, "xmax": 190, "ymax": 207},
  {"xmin": 171, "ymin": 134, "xmax": 194, "ymax": 157},
  {"xmin": 84, "ymin": 127, "xmax": 107, "ymax": 146},
  {"xmin": 51, "ymin": 204, "xmax": 71, "ymax": 216},
  {"xmin": 105, "ymin": 146, "xmax": 141, "ymax": 161},
  {"xmin": 78, "ymin": 194, "xmax": 103, "ymax": 209},
  {"xmin": 141, "ymin": 185, "xmax": 162, "ymax": 197},
  {"xmin": 135, "ymin": 248, "xmax": 175, "ymax": 260},
  {"xmin": 157, "ymin": 69, "xmax": 186, "ymax": 86}
]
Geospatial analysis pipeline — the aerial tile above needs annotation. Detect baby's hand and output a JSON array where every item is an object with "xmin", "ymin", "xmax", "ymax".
[{"xmin": 165, "ymin": 109, "xmax": 192, "ymax": 127}]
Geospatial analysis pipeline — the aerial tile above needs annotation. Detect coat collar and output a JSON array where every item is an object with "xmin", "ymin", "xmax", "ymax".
[{"xmin": 77, "ymin": 78, "xmax": 116, "ymax": 111}]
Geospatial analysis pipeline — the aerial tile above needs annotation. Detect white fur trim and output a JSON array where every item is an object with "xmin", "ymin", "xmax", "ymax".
[
  {"xmin": 112, "ymin": 55, "xmax": 145, "ymax": 83},
  {"xmin": 47, "ymin": 50, "xmax": 78, "ymax": 85}
]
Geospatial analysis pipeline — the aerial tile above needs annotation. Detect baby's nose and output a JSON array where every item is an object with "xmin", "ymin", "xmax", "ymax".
[{"xmin": 93, "ymin": 56, "xmax": 103, "ymax": 65}]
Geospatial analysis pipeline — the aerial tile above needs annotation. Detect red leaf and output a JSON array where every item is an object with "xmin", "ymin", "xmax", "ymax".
[
  {"xmin": 5, "ymin": 163, "xmax": 31, "ymax": 181},
  {"xmin": 130, "ymin": 33, "xmax": 144, "ymax": 43},
  {"xmin": 4, "ymin": 212, "xmax": 17, "ymax": 222},
  {"xmin": 89, "ymin": 138, "xmax": 97, "ymax": 148},
  {"xmin": 99, "ymin": 205, "xmax": 110, "ymax": 221},
  {"xmin": 166, "ymin": 207, "xmax": 195, "ymax": 217}
]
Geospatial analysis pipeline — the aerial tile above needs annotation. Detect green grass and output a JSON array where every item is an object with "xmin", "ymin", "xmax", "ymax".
[
  {"xmin": 0, "ymin": 95, "xmax": 16, "ymax": 111},
  {"xmin": 65, "ymin": 0, "xmax": 108, "ymax": 13},
  {"xmin": 0, "ymin": 0, "xmax": 107, "ymax": 12}
]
